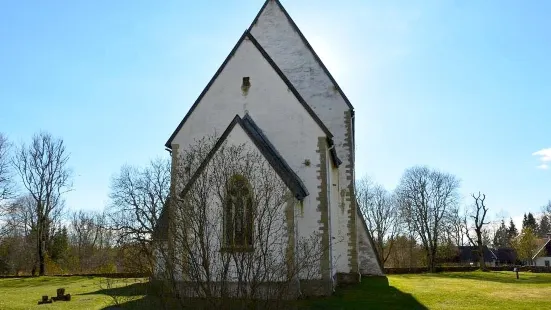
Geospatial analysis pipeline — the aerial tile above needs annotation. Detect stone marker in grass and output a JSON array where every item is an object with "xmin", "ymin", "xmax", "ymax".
[
  {"xmin": 52, "ymin": 287, "xmax": 72, "ymax": 302},
  {"xmin": 38, "ymin": 295, "xmax": 52, "ymax": 305}
]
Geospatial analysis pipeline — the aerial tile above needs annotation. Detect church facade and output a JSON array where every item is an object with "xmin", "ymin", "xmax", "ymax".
[{"xmin": 153, "ymin": 0, "xmax": 383, "ymax": 297}]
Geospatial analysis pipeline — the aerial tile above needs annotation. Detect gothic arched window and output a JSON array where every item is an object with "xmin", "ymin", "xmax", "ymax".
[{"xmin": 224, "ymin": 174, "xmax": 254, "ymax": 251}]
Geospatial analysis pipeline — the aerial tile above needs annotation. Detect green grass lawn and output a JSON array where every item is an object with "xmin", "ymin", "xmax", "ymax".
[
  {"xmin": 0, "ymin": 276, "xmax": 148, "ymax": 310},
  {"xmin": 1, "ymin": 271, "xmax": 550, "ymax": 309},
  {"xmin": 303, "ymin": 271, "xmax": 551, "ymax": 309}
]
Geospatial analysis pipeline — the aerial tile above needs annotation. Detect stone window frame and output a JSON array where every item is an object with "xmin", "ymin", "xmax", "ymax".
[{"xmin": 221, "ymin": 174, "xmax": 254, "ymax": 253}]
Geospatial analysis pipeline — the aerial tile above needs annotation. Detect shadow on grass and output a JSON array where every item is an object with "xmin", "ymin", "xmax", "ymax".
[
  {"xmin": 298, "ymin": 276, "xmax": 427, "ymax": 310},
  {"xmin": 80, "ymin": 282, "xmax": 150, "ymax": 297},
  {"xmin": 88, "ymin": 276, "xmax": 427, "ymax": 310},
  {"xmin": 0, "ymin": 276, "xmax": 93, "ymax": 288},
  {"xmin": 418, "ymin": 271, "xmax": 551, "ymax": 285},
  {"xmin": 78, "ymin": 280, "xmax": 172, "ymax": 310}
]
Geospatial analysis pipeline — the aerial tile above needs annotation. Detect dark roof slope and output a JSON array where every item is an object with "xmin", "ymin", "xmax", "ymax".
[
  {"xmin": 495, "ymin": 248, "xmax": 517, "ymax": 263},
  {"xmin": 458, "ymin": 246, "xmax": 497, "ymax": 262},
  {"xmin": 249, "ymin": 0, "xmax": 354, "ymax": 111},
  {"xmin": 356, "ymin": 205, "xmax": 384, "ymax": 274},
  {"xmin": 164, "ymin": 31, "xmax": 333, "ymax": 149},
  {"xmin": 179, "ymin": 114, "xmax": 309, "ymax": 201},
  {"xmin": 154, "ymin": 114, "xmax": 310, "ymax": 241},
  {"xmin": 533, "ymin": 238, "xmax": 551, "ymax": 259}
]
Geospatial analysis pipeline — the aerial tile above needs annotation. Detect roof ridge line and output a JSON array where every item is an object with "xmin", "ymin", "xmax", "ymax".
[
  {"xmin": 245, "ymin": 32, "xmax": 333, "ymax": 139},
  {"xmin": 164, "ymin": 29, "xmax": 333, "ymax": 149},
  {"xmin": 248, "ymin": 0, "xmax": 354, "ymax": 111},
  {"xmin": 178, "ymin": 114, "xmax": 309, "ymax": 200}
]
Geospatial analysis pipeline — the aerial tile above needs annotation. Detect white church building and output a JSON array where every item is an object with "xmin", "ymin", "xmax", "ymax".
[{"xmin": 153, "ymin": 0, "xmax": 383, "ymax": 297}]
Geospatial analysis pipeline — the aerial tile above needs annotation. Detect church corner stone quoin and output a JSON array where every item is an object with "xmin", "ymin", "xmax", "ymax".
[{"xmin": 153, "ymin": 0, "xmax": 384, "ymax": 297}]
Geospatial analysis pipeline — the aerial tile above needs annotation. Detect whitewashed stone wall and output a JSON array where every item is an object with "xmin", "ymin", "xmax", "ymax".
[
  {"xmin": 169, "ymin": 37, "xmax": 330, "ymax": 280},
  {"xmin": 176, "ymin": 126, "xmax": 291, "ymax": 281},
  {"xmin": 249, "ymin": 0, "xmax": 382, "ymax": 276},
  {"xmin": 357, "ymin": 218, "xmax": 384, "ymax": 276}
]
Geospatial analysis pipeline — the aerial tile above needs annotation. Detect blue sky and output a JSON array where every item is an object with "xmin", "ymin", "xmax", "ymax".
[{"xmin": 1, "ymin": 0, "xmax": 550, "ymax": 225}]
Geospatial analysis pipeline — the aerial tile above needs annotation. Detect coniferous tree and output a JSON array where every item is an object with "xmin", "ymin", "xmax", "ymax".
[
  {"xmin": 538, "ymin": 215, "xmax": 551, "ymax": 237},
  {"xmin": 524, "ymin": 212, "xmax": 538, "ymax": 232},
  {"xmin": 48, "ymin": 226, "xmax": 69, "ymax": 261},
  {"xmin": 493, "ymin": 220, "xmax": 509, "ymax": 248},
  {"xmin": 507, "ymin": 218, "xmax": 518, "ymax": 246}
]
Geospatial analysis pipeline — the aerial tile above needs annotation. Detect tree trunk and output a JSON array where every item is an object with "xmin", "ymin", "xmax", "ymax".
[
  {"xmin": 38, "ymin": 231, "xmax": 45, "ymax": 276},
  {"xmin": 377, "ymin": 237, "xmax": 384, "ymax": 266},
  {"xmin": 37, "ymin": 216, "xmax": 46, "ymax": 276},
  {"xmin": 478, "ymin": 242, "xmax": 486, "ymax": 271},
  {"xmin": 427, "ymin": 244, "xmax": 438, "ymax": 273}
]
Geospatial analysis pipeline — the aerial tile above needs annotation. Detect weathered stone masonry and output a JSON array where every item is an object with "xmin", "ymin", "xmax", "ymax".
[
  {"xmin": 343, "ymin": 111, "xmax": 358, "ymax": 277},
  {"xmin": 285, "ymin": 197, "xmax": 295, "ymax": 279},
  {"xmin": 315, "ymin": 137, "xmax": 331, "ymax": 287}
]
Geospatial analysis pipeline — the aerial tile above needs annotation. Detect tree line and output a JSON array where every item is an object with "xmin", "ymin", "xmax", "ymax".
[
  {"xmin": 1, "ymin": 130, "xmax": 550, "ymax": 276},
  {"xmin": 0, "ymin": 131, "xmax": 167, "ymax": 276},
  {"xmin": 357, "ymin": 167, "xmax": 551, "ymax": 271}
]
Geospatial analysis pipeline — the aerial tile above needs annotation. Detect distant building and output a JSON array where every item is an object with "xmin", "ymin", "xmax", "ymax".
[
  {"xmin": 456, "ymin": 246, "xmax": 497, "ymax": 267},
  {"xmin": 494, "ymin": 248, "xmax": 517, "ymax": 266},
  {"xmin": 532, "ymin": 233, "xmax": 551, "ymax": 267}
]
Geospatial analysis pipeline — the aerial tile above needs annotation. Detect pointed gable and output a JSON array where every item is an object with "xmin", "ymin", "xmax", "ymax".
[
  {"xmin": 164, "ymin": 31, "xmax": 333, "ymax": 150},
  {"xmin": 533, "ymin": 238, "xmax": 551, "ymax": 259},
  {"xmin": 180, "ymin": 114, "xmax": 309, "ymax": 201},
  {"xmin": 249, "ymin": 0, "xmax": 354, "ymax": 111}
]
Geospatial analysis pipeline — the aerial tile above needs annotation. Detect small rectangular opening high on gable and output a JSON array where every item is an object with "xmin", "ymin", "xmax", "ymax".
[
  {"xmin": 242, "ymin": 77, "xmax": 250, "ymax": 87},
  {"xmin": 241, "ymin": 77, "xmax": 251, "ymax": 95}
]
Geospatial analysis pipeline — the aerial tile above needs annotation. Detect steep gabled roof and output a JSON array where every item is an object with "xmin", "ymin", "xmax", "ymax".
[
  {"xmin": 180, "ymin": 114, "xmax": 309, "ymax": 201},
  {"xmin": 494, "ymin": 248, "xmax": 517, "ymax": 263},
  {"xmin": 248, "ymin": 0, "xmax": 355, "ymax": 111},
  {"xmin": 457, "ymin": 246, "xmax": 497, "ymax": 262},
  {"xmin": 533, "ymin": 238, "xmax": 551, "ymax": 259},
  {"xmin": 164, "ymin": 31, "xmax": 333, "ymax": 149},
  {"xmin": 154, "ymin": 114, "xmax": 310, "ymax": 241},
  {"xmin": 356, "ymin": 206, "xmax": 384, "ymax": 273}
]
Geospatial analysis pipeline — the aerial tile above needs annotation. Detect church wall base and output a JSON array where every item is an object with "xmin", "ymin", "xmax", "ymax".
[
  {"xmin": 149, "ymin": 278, "xmax": 336, "ymax": 300},
  {"xmin": 336, "ymin": 272, "xmax": 361, "ymax": 285},
  {"xmin": 299, "ymin": 279, "xmax": 333, "ymax": 297}
]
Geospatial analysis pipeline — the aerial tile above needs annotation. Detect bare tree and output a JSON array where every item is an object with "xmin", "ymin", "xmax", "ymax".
[
  {"xmin": 108, "ymin": 157, "xmax": 170, "ymax": 273},
  {"xmin": 462, "ymin": 192, "xmax": 490, "ymax": 270},
  {"xmin": 544, "ymin": 200, "xmax": 551, "ymax": 217},
  {"xmin": 0, "ymin": 133, "xmax": 13, "ymax": 204},
  {"xmin": 155, "ymin": 139, "xmax": 327, "ymax": 308},
  {"xmin": 0, "ymin": 195, "xmax": 37, "ymax": 275},
  {"xmin": 395, "ymin": 166, "xmax": 460, "ymax": 272},
  {"xmin": 70, "ymin": 210, "xmax": 113, "ymax": 272},
  {"xmin": 2, "ymin": 195, "xmax": 36, "ymax": 236},
  {"xmin": 356, "ymin": 177, "xmax": 400, "ymax": 265},
  {"xmin": 12, "ymin": 132, "xmax": 71, "ymax": 276},
  {"xmin": 446, "ymin": 206, "xmax": 466, "ymax": 246}
]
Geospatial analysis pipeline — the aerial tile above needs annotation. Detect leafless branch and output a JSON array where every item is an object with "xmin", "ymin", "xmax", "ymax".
[
  {"xmin": 0, "ymin": 133, "xmax": 13, "ymax": 204},
  {"xmin": 108, "ymin": 157, "xmax": 170, "ymax": 273},
  {"xmin": 395, "ymin": 166, "xmax": 460, "ymax": 272},
  {"xmin": 11, "ymin": 131, "xmax": 72, "ymax": 275},
  {"xmin": 154, "ymin": 138, "xmax": 328, "ymax": 308},
  {"xmin": 356, "ymin": 177, "xmax": 400, "ymax": 265}
]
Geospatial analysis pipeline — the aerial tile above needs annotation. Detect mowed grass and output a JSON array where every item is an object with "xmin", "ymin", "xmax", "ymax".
[
  {"xmin": 303, "ymin": 271, "xmax": 551, "ymax": 310},
  {"xmin": 1, "ymin": 271, "xmax": 551, "ymax": 309},
  {"xmin": 387, "ymin": 271, "xmax": 551, "ymax": 310},
  {"xmin": 0, "ymin": 276, "xmax": 147, "ymax": 310}
]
